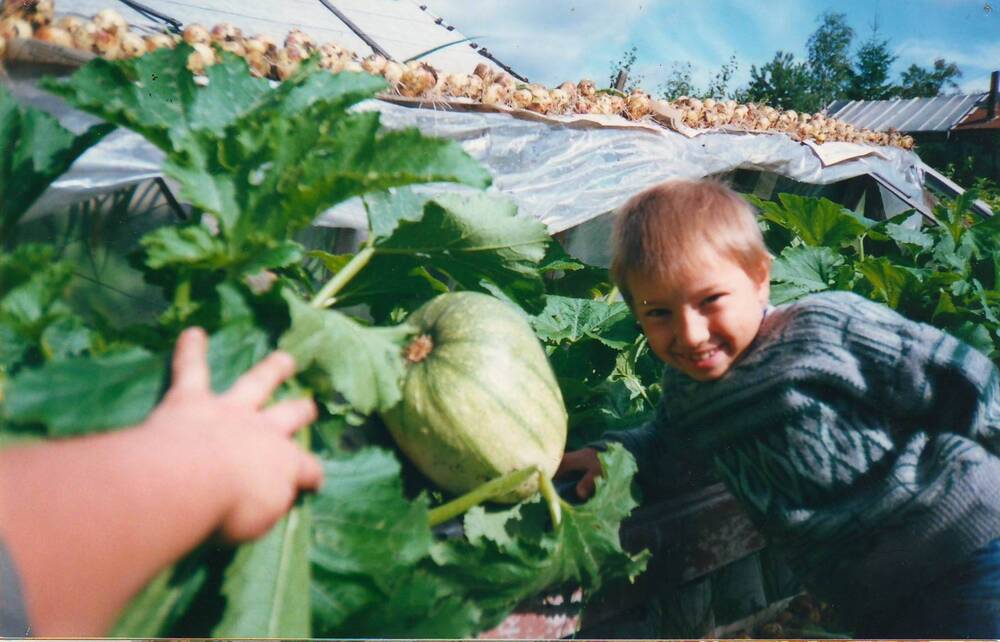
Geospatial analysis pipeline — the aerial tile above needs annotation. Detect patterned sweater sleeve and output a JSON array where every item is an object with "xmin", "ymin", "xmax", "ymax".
[
  {"xmin": 802, "ymin": 291, "xmax": 1000, "ymax": 453},
  {"xmin": 596, "ymin": 394, "xmax": 717, "ymax": 499},
  {"xmin": 896, "ymin": 313, "xmax": 1000, "ymax": 454}
]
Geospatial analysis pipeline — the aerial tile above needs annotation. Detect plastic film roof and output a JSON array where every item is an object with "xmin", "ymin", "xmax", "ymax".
[
  {"xmin": 826, "ymin": 94, "xmax": 986, "ymax": 133},
  {"xmin": 63, "ymin": 0, "xmax": 504, "ymax": 75},
  {"xmin": 8, "ymin": 70, "xmax": 925, "ymax": 234}
]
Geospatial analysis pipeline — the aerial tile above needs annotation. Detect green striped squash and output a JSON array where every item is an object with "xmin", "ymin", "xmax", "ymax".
[{"xmin": 382, "ymin": 291, "xmax": 567, "ymax": 502}]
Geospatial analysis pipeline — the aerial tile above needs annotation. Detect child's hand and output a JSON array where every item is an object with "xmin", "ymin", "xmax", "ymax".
[
  {"xmin": 141, "ymin": 327, "xmax": 324, "ymax": 543},
  {"xmin": 556, "ymin": 448, "xmax": 603, "ymax": 499}
]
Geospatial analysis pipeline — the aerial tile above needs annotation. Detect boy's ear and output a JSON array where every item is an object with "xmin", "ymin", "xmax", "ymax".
[{"xmin": 754, "ymin": 257, "xmax": 772, "ymax": 306}]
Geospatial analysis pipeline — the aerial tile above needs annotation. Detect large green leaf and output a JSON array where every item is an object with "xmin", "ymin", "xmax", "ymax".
[
  {"xmin": 3, "ymin": 323, "xmax": 269, "ymax": 435},
  {"xmin": 278, "ymin": 292, "xmax": 412, "ymax": 414},
  {"xmin": 430, "ymin": 443, "xmax": 649, "ymax": 627},
  {"xmin": 531, "ymin": 295, "xmax": 638, "ymax": 349},
  {"xmin": 44, "ymin": 48, "xmax": 488, "ymax": 259},
  {"xmin": 857, "ymin": 257, "xmax": 923, "ymax": 309},
  {"xmin": 751, "ymin": 193, "xmax": 873, "ymax": 248},
  {"xmin": 369, "ymin": 193, "xmax": 550, "ymax": 313},
  {"xmin": 3, "ymin": 347, "xmax": 164, "ymax": 435},
  {"xmin": 309, "ymin": 250, "xmax": 448, "ymax": 321},
  {"xmin": 312, "ymin": 449, "xmax": 432, "ymax": 585},
  {"xmin": 212, "ymin": 502, "xmax": 311, "ymax": 637},
  {"xmin": 41, "ymin": 46, "xmax": 270, "ymax": 152},
  {"xmin": 364, "ymin": 187, "xmax": 427, "ymax": 239},
  {"xmin": 770, "ymin": 245, "xmax": 846, "ymax": 294},
  {"xmin": 311, "ymin": 448, "xmax": 479, "ymax": 636},
  {"xmin": 141, "ymin": 224, "xmax": 229, "ymax": 270},
  {"xmin": 0, "ymin": 85, "xmax": 113, "ymax": 240}
]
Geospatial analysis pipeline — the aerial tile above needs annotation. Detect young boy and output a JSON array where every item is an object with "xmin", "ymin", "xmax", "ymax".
[
  {"xmin": 558, "ymin": 179, "xmax": 1000, "ymax": 638},
  {"xmin": 0, "ymin": 327, "xmax": 323, "ymax": 636}
]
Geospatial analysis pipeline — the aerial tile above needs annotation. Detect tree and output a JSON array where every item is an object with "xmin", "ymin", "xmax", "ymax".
[
  {"xmin": 897, "ymin": 58, "xmax": 963, "ymax": 98},
  {"xmin": 744, "ymin": 51, "xmax": 817, "ymax": 111},
  {"xmin": 608, "ymin": 45, "xmax": 643, "ymax": 91},
  {"xmin": 806, "ymin": 11, "xmax": 855, "ymax": 108},
  {"xmin": 658, "ymin": 61, "xmax": 695, "ymax": 100},
  {"xmin": 848, "ymin": 19, "xmax": 897, "ymax": 100},
  {"xmin": 705, "ymin": 54, "xmax": 740, "ymax": 100}
]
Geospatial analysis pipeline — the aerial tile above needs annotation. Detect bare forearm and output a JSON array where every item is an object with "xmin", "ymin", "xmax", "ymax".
[{"xmin": 0, "ymin": 427, "xmax": 228, "ymax": 636}]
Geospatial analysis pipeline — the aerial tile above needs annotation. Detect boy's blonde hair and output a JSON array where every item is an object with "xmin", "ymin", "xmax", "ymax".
[{"xmin": 611, "ymin": 179, "xmax": 770, "ymax": 305}]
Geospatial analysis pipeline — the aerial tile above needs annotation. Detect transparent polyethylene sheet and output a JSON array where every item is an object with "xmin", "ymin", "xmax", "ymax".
[
  {"xmin": 5, "ymin": 69, "xmax": 165, "ymax": 220},
  {"xmin": 6, "ymin": 74, "xmax": 924, "ymax": 233}
]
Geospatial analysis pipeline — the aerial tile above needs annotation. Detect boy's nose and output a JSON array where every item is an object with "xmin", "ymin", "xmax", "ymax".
[{"xmin": 675, "ymin": 309, "xmax": 710, "ymax": 347}]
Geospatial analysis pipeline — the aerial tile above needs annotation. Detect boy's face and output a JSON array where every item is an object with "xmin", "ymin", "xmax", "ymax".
[{"xmin": 628, "ymin": 249, "xmax": 770, "ymax": 382}]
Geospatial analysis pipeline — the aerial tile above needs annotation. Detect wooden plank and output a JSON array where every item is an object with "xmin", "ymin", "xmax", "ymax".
[{"xmin": 6, "ymin": 37, "xmax": 94, "ymax": 68}]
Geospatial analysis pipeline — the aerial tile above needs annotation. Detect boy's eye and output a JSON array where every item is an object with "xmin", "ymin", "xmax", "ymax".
[
  {"xmin": 702, "ymin": 293, "xmax": 724, "ymax": 306},
  {"xmin": 646, "ymin": 308, "xmax": 670, "ymax": 319}
]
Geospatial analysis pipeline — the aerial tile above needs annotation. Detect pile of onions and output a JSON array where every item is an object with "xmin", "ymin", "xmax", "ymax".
[{"xmin": 0, "ymin": 0, "xmax": 915, "ymax": 151}]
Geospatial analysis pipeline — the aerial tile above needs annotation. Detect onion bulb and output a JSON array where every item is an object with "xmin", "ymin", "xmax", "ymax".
[
  {"xmin": 0, "ymin": 16, "xmax": 31, "ymax": 40},
  {"xmin": 182, "ymin": 23, "xmax": 209, "ymax": 45},
  {"xmin": 34, "ymin": 24, "xmax": 72, "ymax": 48},
  {"xmin": 145, "ymin": 33, "xmax": 176, "ymax": 52},
  {"xmin": 186, "ymin": 41, "xmax": 216, "ymax": 74},
  {"xmin": 93, "ymin": 8, "xmax": 126, "ymax": 35}
]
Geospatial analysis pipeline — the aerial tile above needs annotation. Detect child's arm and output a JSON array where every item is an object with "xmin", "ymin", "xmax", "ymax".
[
  {"xmin": 557, "ymin": 421, "xmax": 670, "ymax": 499},
  {"xmin": 558, "ymin": 416, "xmax": 716, "ymax": 500},
  {"xmin": 556, "ymin": 447, "xmax": 602, "ymax": 499},
  {"xmin": 0, "ymin": 327, "xmax": 323, "ymax": 636}
]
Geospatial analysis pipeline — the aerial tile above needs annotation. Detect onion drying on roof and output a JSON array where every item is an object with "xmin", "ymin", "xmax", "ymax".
[{"xmin": 0, "ymin": 0, "xmax": 916, "ymax": 151}]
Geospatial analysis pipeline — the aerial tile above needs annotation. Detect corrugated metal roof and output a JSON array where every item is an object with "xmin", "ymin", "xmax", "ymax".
[
  {"xmin": 63, "ymin": 0, "xmax": 516, "ymax": 77},
  {"xmin": 826, "ymin": 94, "xmax": 986, "ymax": 133}
]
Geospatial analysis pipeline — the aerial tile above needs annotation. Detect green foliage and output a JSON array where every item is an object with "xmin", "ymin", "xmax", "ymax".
[
  {"xmin": 704, "ymin": 54, "xmax": 741, "ymax": 101},
  {"xmin": 608, "ymin": 44, "xmax": 643, "ymax": 91},
  {"xmin": 897, "ymin": 58, "xmax": 963, "ymax": 98},
  {"xmin": 212, "ymin": 502, "xmax": 312, "ymax": 637},
  {"xmin": 848, "ymin": 22, "xmax": 897, "ymax": 100},
  {"xmin": 2, "ymin": 48, "xmax": 647, "ymax": 638},
  {"xmin": 0, "ymin": 85, "xmax": 114, "ymax": 244},
  {"xmin": 760, "ymin": 189, "xmax": 1000, "ymax": 358},
  {"xmin": 806, "ymin": 11, "xmax": 855, "ymax": 108},
  {"xmin": 658, "ymin": 61, "xmax": 696, "ymax": 100},
  {"xmin": 744, "ymin": 52, "xmax": 817, "ymax": 112}
]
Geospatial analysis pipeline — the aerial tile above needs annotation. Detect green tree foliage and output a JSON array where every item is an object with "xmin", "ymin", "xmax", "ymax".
[
  {"xmin": 658, "ymin": 61, "xmax": 696, "ymax": 99},
  {"xmin": 848, "ymin": 21, "xmax": 897, "ymax": 100},
  {"xmin": 744, "ymin": 51, "xmax": 817, "ymax": 111},
  {"xmin": 806, "ymin": 11, "xmax": 856, "ymax": 108},
  {"xmin": 607, "ymin": 44, "xmax": 643, "ymax": 91},
  {"xmin": 705, "ymin": 54, "xmax": 741, "ymax": 100},
  {"xmin": 897, "ymin": 58, "xmax": 963, "ymax": 98}
]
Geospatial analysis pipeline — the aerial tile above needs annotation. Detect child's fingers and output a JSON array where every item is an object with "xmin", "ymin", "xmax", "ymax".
[
  {"xmin": 170, "ymin": 327, "xmax": 210, "ymax": 395},
  {"xmin": 576, "ymin": 470, "xmax": 597, "ymax": 500},
  {"xmin": 260, "ymin": 397, "xmax": 317, "ymax": 437},
  {"xmin": 298, "ymin": 451, "xmax": 325, "ymax": 492},
  {"xmin": 556, "ymin": 448, "xmax": 597, "ymax": 477},
  {"xmin": 225, "ymin": 351, "xmax": 297, "ymax": 408}
]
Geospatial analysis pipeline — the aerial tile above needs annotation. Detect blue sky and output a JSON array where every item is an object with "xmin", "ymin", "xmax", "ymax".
[{"xmin": 424, "ymin": 0, "xmax": 998, "ymax": 96}]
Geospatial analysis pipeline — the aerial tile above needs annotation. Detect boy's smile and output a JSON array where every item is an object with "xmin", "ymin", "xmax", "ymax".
[{"xmin": 628, "ymin": 249, "xmax": 771, "ymax": 381}]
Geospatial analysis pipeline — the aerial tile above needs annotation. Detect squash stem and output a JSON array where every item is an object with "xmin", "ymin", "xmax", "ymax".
[
  {"xmin": 310, "ymin": 246, "xmax": 375, "ymax": 308},
  {"xmin": 428, "ymin": 467, "xmax": 538, "ymax": 527},
  {"xmin": 538, "ymin": 473, "xmax": 563, "ymax": 527}
]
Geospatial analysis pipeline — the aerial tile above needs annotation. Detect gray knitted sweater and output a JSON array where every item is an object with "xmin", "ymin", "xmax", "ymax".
[{"xmin": 604, "ymin": 290, "xmax": 1000, "ymax": 624}]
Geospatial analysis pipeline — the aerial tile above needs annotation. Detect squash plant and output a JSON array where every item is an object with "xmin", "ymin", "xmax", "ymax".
[
  {"xmin": 754, "ymin": 192, "xmax": 1000, "ymax": 359},
  {"xmin": 0, "ymin": 47, "xmax": 649, "ymax": 637}
]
